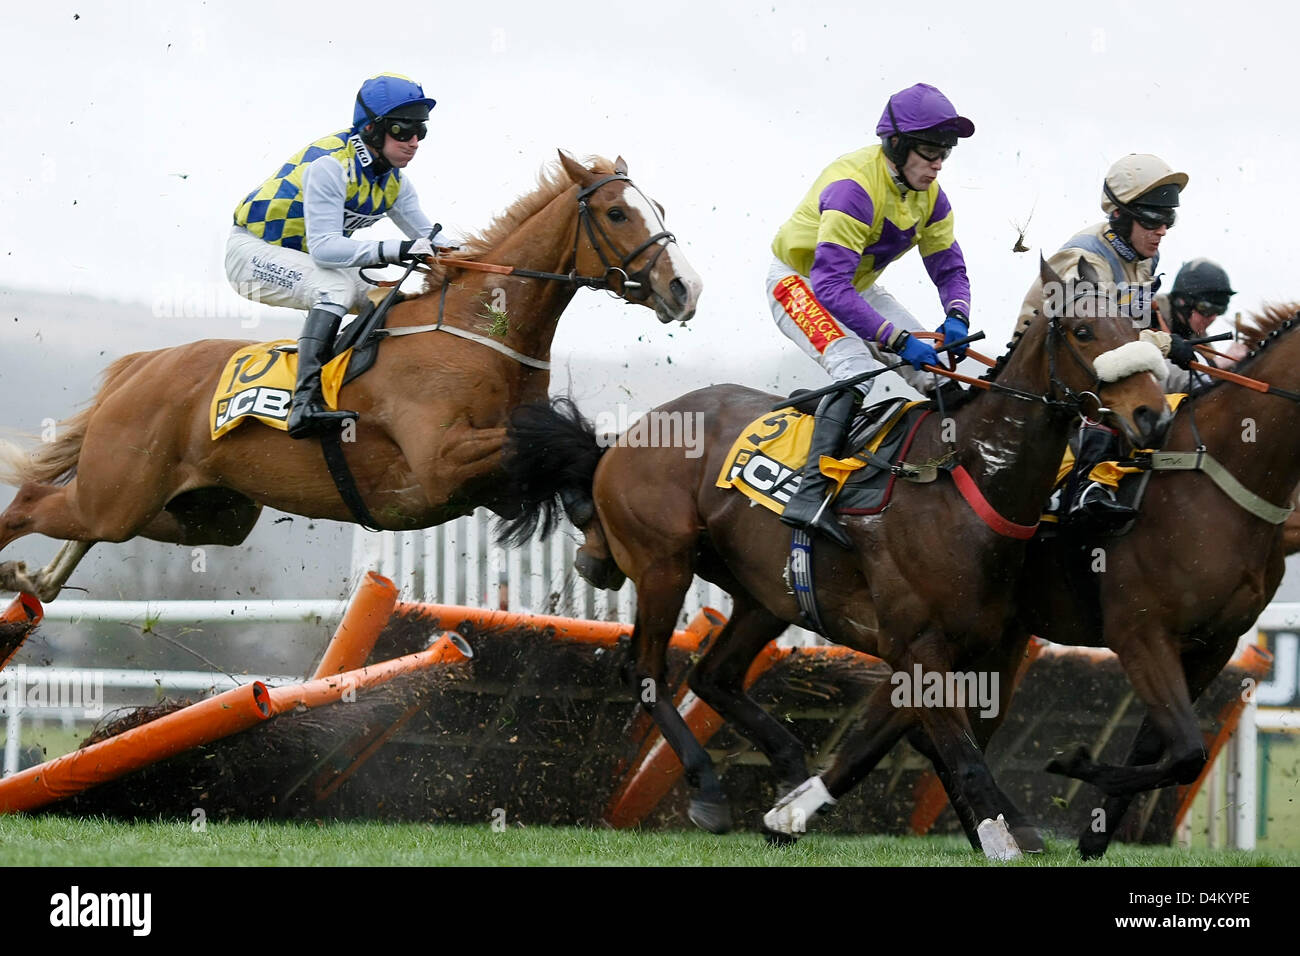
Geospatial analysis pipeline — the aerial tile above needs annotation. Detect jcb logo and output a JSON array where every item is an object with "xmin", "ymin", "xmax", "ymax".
[{"xmin": 214, "ymin": 387, "xmax": 292, "ymax": 430}]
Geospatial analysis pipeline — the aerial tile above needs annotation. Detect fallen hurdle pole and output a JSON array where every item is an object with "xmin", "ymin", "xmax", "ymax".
[
  {"xmin": 0, "ymin": 681, "xmax": 273, "ymax": 813},
  {"xmin": 311, "ymin": 572, "xmax": 399, "ymax": 678}
]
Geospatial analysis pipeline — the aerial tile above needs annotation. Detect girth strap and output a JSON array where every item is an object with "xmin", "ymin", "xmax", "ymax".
[
  {"xmin": 320, "ymin": 431, "xmax": 384, "ymax": 532},
  {"xmin": 788, "ymin": 530, "xmax": 826, "ymax": 634}
]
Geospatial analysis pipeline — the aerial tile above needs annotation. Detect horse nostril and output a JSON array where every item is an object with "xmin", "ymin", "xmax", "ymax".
[
  {"xmin": 1134, "ymin": 405, "xmax": 1165, "ymax": 443},
  {"xmin": 669, "ymin": 277, "xmax": 687, "ymax": 305}
]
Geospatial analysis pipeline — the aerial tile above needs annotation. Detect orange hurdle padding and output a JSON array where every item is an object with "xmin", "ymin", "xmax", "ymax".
[
  {"xmin": 0, "ymin": 632, "xmax": 475, "ymax": 815},
  {"xmin": 0, "ymin": 593, "xmax": 44, "ymax": 671},
  {"xmin": 392, "ymin": 600, "xmax": 728, "ymax": 652},
  {"xmin": 0, "ymin": 681, "xmax": 272, "ymax": 814},
  {"xmin": 393, "ymin": 601, "xmax": 633, "ymax": 645},
  {"xmin": 266, "ymin": 636, "xmax": 473, "ymax": 716},
  {"xmin": 312, "ymin": 572, "xmax": 399, "ymax": 678}
]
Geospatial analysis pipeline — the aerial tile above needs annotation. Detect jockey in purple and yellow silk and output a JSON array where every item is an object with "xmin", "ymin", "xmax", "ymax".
[{"xmin": 765, "ymin": 82, "xmax": 975, "ymax": 548}]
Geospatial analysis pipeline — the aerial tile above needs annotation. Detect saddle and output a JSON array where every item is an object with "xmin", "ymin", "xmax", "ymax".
[
  {"xmin": 715, "ymin": 395, "xmax": 936, "ymax": 518},
  {"xmin": 208, "ymin": 297, "xmax": 398, "ymax": 440}
]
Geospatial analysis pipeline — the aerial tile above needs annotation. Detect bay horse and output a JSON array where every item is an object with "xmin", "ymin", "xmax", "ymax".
[
  {"xmin": 0, "ymin": 152, "xmax": 701, "ymax": 604},
  {"xmin": 807, "ymin": 306, "xmax": 1300, "ymax": 858},
  {"xmin": 500, "ymin": 257, "xmax": 1169, "ymax": 857}
]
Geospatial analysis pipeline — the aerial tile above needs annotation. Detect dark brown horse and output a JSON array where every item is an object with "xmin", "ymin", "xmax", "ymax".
[
  {"xmin": 0, "ymin": 153, "xmax": 700, "ymax": 604},
  {"xmin": 817, "ymin": 306, "xmax": 1300, "ymax": 858},
  {"xmin": 501, "ymin": 258, "xmax": 1169, "ymax": 858}
]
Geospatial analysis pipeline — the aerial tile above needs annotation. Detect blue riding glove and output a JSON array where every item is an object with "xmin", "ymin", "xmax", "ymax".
[
  {"xmin": 895, "ymin": 332, "xmax": 940, "ymax": 371},
  {"xmin": 936, "ymin": 311, "xmax": 970, "ymax": 361}
]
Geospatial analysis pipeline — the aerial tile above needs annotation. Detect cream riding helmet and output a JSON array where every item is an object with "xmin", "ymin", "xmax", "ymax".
[{"xmin": 1101, "ymin": 154, "xmax": 1189, "ymax": 230}]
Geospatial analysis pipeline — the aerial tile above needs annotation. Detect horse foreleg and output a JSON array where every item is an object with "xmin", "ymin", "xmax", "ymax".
[
  {"xmin": 1074, "ymin": 639, "xmax": 1236, "ymax": 858},
  {"xmin": 765, "ymin": 681, "xmax": 918, "ymax": 839},
  {"xmin": 903, "ymin": 637, "xmax": 1023, "ymax": 861},
  {"xmin": 1074, "ymin": 715, "xmax": 1165, "ymax": 860},
  {"xmin": 1047, "ymin": 628, "xmax": 1208, "ymax": 796}
]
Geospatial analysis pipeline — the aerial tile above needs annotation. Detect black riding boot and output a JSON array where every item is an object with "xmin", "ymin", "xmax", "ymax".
[
  {"xmin": 287, "ymin": 308, "xmax": 358, "ymax": 439},
  {"xmin": 780, "ymin": 390, "xmax": 857, "ymax": 550},
  {"xmin": 1065, "ymin": 422, "xmax": 1135, "ymax": 530}
]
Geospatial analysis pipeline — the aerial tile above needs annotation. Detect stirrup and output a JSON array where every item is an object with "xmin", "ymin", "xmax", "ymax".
[{"xmin": 287, "ymin": 399, "xmax": 357, "ymax": 439}]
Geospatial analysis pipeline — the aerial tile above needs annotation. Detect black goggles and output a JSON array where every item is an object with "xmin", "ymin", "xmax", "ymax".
[
  {"xmin": 384, "ymin": 118, "xmax": 427, "ymax": 142},
  {"xmin": 1192, "ymin": 298, "xmax": 1229, "ymax": 317},
  {"xmin": 909, "ymin": 140, "xmax": 952, "ymax": 162},
  {"xmin": 1129, "ymin": 205, "xmax": 1176, "ymax": 230}
]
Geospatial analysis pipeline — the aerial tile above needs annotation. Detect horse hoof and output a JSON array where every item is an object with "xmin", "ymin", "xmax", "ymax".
[
  {"xmin": 1045, "ymin": 743, "xmax": 1093, "ymax": 778},
  {"xmin": 976, "ymin": 815, "xmax": 1022, "ymax": 862},
  {"xmin": 0, "ymin": 561, "xmax": 37, "ymax": 596},
  {"xmin": 1011, "ymin": 825, "xmax": 1046, "ymax": 854},
  {"xmin": 1078, "ymin": 833, "xmax": 1109, "ymax": 860},
  {"xmin": 763, "ymin": 827, "xmax": 799, "ymax": 848},
  {"xmin": 574, "ymin": 552, "xmax": 626, "ymax": 591},
  {"xmin": 687, "ymin": 794, "xmax": 733, "ymax": 834}
]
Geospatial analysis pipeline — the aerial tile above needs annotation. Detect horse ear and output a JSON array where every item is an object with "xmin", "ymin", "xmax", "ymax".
[
  {"xmin": 614, "ymin": 155, "xmax": 628, "ymax": 176},
  {"xmin": 1039, "ymin": 254, "xmax": 1062, "ymax": 289},
  {"xmin": 1076, "ymin": 255, "xmax": 1102, "ymax": 287},
  {"xmin": 558, "ymin": 149, "xmax": 598, "ymax": 188}
]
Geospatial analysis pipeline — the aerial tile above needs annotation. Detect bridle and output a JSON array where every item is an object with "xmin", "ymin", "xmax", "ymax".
[{"xmin": 572, "ymin": 173, "xmax": 676, "ymax": 299}]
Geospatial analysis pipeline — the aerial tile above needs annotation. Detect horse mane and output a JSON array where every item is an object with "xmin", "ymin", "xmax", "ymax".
[
  {"xmin": 420, "ymin": 155, "xmax": 616, "ymax": 290},
  {"xmin": 1186, "ymin": 302, "xmax": 1300, "ymax": 400},
  {"xmin": 980, "ymin": 316, "xmax": 1033, "ymax": 385},
  {"xmin": 1234, "ymin": 303, "xmax": 1300, "ymax": 353}
]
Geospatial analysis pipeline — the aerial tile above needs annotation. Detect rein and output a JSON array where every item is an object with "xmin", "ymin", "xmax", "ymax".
[{"xmin": 369, "ymin": 174, "xmax": 677, "ymax": 296}]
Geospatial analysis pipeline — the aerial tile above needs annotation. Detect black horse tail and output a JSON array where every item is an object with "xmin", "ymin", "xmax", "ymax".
[{"xmin": 497, "ymin": 397, "xmax": 607, "ymax": 547}]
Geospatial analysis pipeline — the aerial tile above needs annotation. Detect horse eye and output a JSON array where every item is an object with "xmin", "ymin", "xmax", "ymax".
[
  {"xmin": 1074, "ymin": 325, "xmax": 1094, "ymax": 342},
  {"xmin": 607, "ymin": 208, "xmax": 627, "ymax": 223}
]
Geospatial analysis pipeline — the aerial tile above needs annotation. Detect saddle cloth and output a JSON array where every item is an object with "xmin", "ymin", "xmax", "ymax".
[
  {"xmin": 715, "ymin": 398, "xmax": 930, "ymax": 516},
  {"xmin": 209, "ymin": 342, "xmax": 354, "ymax": 439}
]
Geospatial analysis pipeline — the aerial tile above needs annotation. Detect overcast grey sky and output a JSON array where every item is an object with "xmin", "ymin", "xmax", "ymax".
[{"xmin": 2, "ymin": 0, "xmax": 1295, "ymax": 380}]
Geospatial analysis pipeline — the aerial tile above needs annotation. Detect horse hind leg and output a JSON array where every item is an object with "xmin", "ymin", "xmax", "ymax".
[
  {"xmin": 0, "ymin": 540, "xmax": 95, "ymax": 603},
  {"xmin": 628, "ymin": 559, "xmax": 732, "ymax": 833}
]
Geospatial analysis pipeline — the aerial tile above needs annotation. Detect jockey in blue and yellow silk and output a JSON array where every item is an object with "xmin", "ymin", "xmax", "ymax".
[
  {"xmin": 766, "ymin": 82, "xmax": 975, "ymax": 549},
  {"xmin": 225, "ymin": 72, "xmax": 448, "ymax": 439}
]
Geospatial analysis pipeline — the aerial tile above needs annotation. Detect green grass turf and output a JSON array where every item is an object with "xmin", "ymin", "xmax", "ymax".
[{"xmin": 1, "ymin": 817, "xmax": 1297, "ymax": 867}]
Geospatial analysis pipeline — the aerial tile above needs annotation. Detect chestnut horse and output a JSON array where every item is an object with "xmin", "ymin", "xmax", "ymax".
[
  {"xmin": 812, "ymin": 306, "xmax": 1300, "ymax": 858},
  {"xmin": 0, "ymin": 152, "xmax": 701, "ymax": 603},
  {"xmin": 501, "ymin": 258, "xmax": 1169, "ymax": 858}
]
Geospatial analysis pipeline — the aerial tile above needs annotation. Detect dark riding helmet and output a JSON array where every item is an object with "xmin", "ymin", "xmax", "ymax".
[
  {"xmin": 1171, "ymin": 258, "xmax": 1235, "ymax": 317},
  {"xmin": 353, "ymin": 73, "xmax": 437, "ymax": 148},
  {"xmin": 875, "ymin": 83, "xmax": 973, "ymax": 180}
]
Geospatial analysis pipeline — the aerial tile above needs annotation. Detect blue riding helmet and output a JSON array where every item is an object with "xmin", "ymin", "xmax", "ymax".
[{"xmin": 353, "ymin": 73, "xmax": 437, "ymax": 131}]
